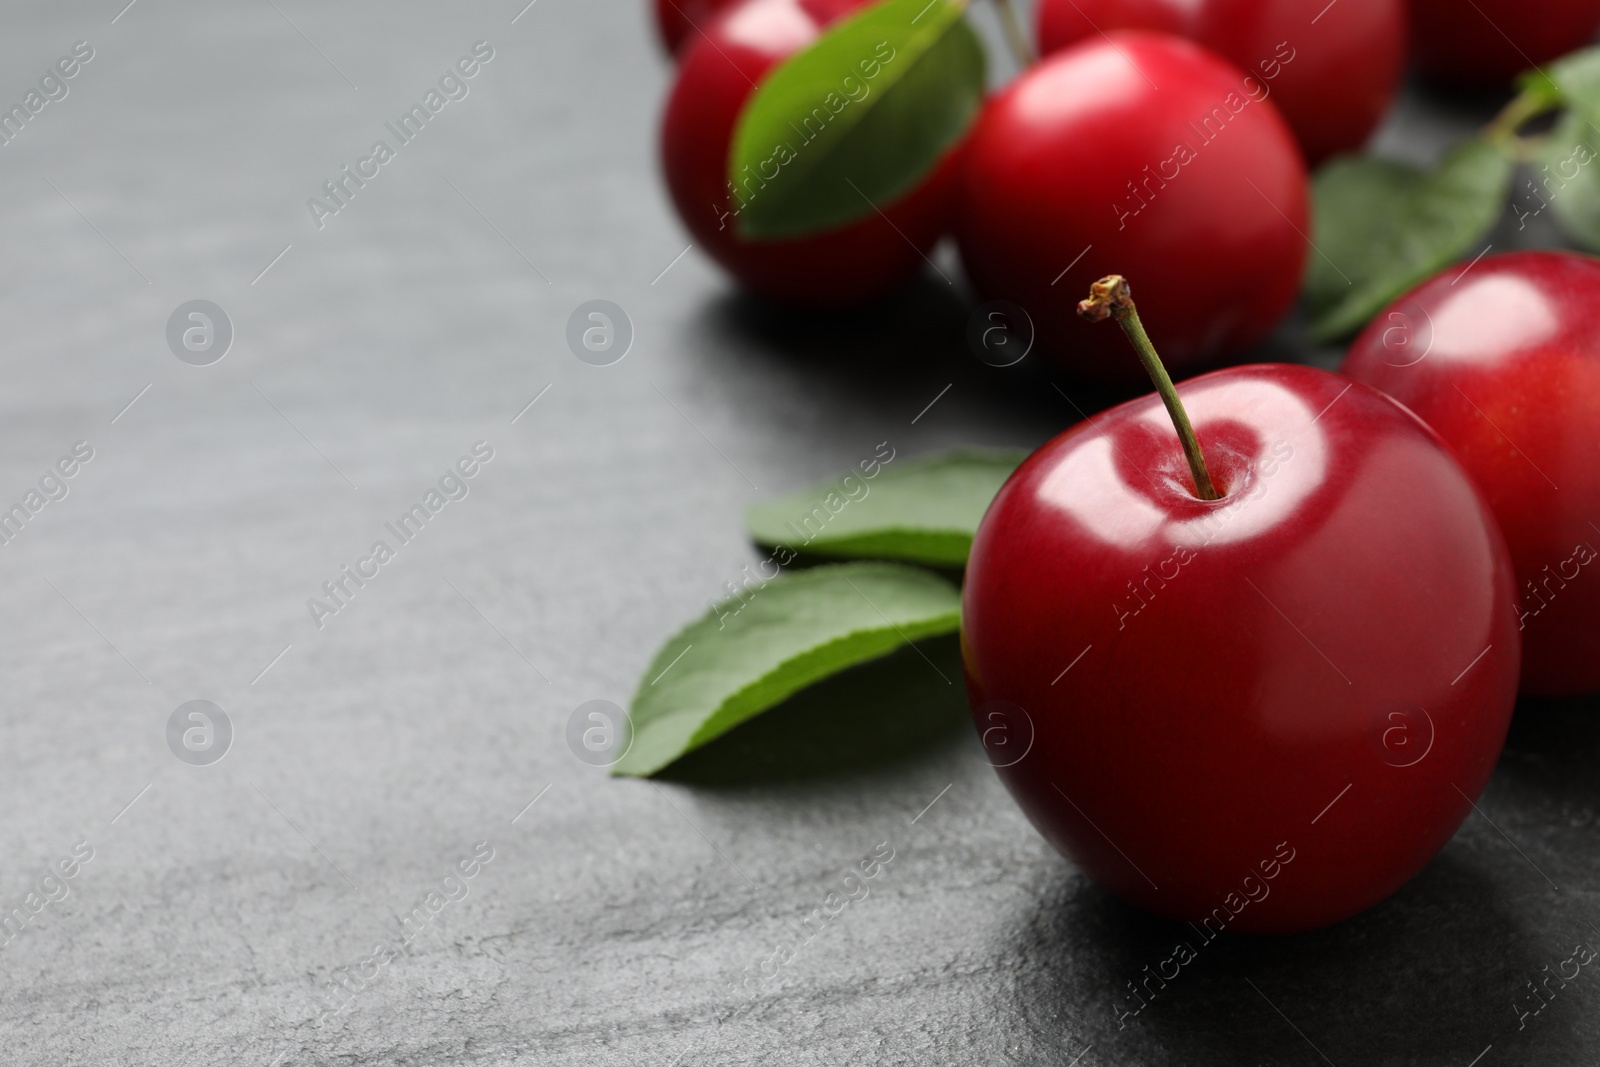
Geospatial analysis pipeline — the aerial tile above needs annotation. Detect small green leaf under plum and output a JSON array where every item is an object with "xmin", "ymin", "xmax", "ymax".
[
  {"xmin": 746, "ymin": 448, "xmax": 1027, "ymax": 567},
  {"xmin": 613, "ymin": 562, "xmax": 962, "ymax": 777}
]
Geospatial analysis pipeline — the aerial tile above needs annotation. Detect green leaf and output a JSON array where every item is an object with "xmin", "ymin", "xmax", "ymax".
[
  {"xmin": 1530, "ymin": 45, "xmax": 1600, "ymax": 101},
  {"xmin": 1303, "ymin": 157, "xmax": 1418, "ymax": 313},
  {"xmin": 1306, "ymin": 137, "xmax": 1513, "ymax": 342},
  {"xmin": 1532, "ymin": 110, "xmax": 1600, "ymax": 247},
  {"xmin": 614, "ymin": 563, "xmax": 961, "ymax": 777},
  {"xmin": 1529, "ymin": 48, "xmax": 1600, "ymax": 250},
  {"xmin": 728, "ymin": 0, "xmax": 985, "ymax": 240},
  {"xmin": 746, "ymin": 448, "xmax": 1026, "ymax": 567},
  {"xmin": 657, "ymin": 634, "xmax": 966, "ymax": 785}
]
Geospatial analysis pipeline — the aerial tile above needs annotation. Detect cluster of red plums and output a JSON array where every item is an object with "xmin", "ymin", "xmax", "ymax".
[
  {"xmin": 657, "ymin": 0, "xmax": 1600, "ymax": 376},
  {"xmin": 650, "ymin": 0, "xmax": 1600, "ymax": 931}
]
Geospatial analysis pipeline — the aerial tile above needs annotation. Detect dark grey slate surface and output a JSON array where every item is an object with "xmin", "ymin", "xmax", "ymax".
[{"xmin": 0, "ymin": 2, "xmax": 1593, "ymax": 1064}]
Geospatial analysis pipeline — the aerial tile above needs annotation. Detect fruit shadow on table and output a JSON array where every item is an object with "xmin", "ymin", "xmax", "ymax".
[
  {"xmin": 996, "ymin": 690, "xmax": 1600, "ymax": 1065},
  {"xmin": 691, "ymin": 273, "xmax": 1138, "ymax": 445},
  {"xmin": 690, "ymin": 266, "xmax": 1404, "ymax": 432}
]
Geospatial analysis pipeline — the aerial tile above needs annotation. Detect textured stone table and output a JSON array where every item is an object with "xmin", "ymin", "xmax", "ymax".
[{"xmin": 0, "ymin": 2, "xmax": 1593, "ymax": 1064}]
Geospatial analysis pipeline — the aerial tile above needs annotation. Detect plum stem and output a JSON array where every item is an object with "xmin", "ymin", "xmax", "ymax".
[
  {"xmin": 1485, "ymin": 84, "xmax": 1556, "ymax": 144},
  {"xmin": 1077, "ymin": 275, "xmax": 1219, "ymax": 501},
  {"xmin": 1484, "ymin": 80, "xmax": 1567, "ymax": 162},
  {"xmin": 988, "ymin": 0, "xmax": 1035, "ymax": 69}
]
